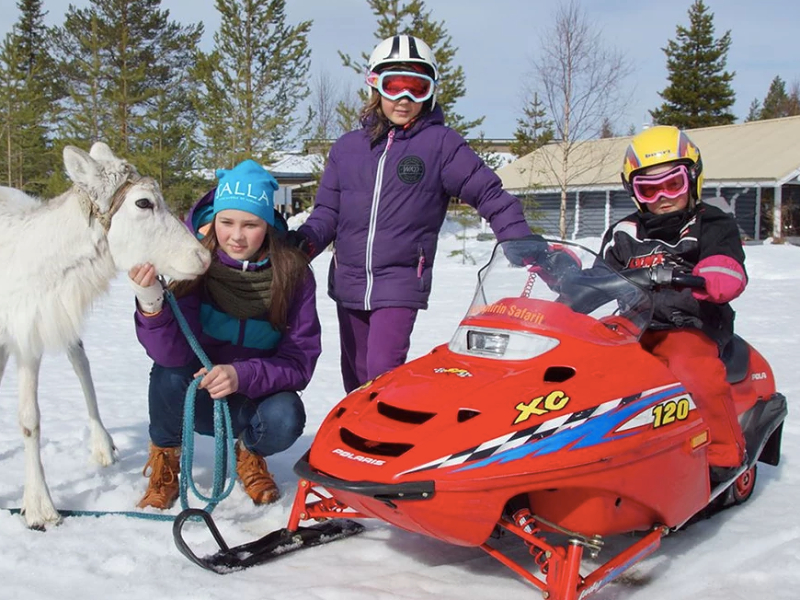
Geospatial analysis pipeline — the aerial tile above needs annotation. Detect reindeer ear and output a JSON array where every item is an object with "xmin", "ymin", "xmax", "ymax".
[
  {"xmin": 89, "ymin": 141, "xmax": 118, "ymax": 163},
  {"xmin": 63, "ymin": 145, "xmax": 103, "ymax": 191}
]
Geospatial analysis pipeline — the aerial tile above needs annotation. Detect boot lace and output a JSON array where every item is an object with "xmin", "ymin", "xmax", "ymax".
[
  {"xmin": 236, "ymin": 443, "xmax": 279, "ymax": 503},
  {"xmin": 139, "ymin": 448, "xmax": 180, "ymax": 508}
]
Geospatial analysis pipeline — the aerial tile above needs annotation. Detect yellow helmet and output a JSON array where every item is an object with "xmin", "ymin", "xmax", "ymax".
[{"xmin": 621, "ymin": 125, "xmax": 704, "ymax": 209}]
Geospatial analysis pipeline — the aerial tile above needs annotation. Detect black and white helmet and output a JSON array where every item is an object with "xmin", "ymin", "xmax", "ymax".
[{"xmin": 367, "ymin": 34, "xmax": 439, "ymax": 80}]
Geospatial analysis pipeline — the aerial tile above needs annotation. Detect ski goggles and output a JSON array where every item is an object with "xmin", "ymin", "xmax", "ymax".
[
  {"xmin": 632, "ymin": 164, "xmax": 690, "ymax": 204},
  {"xmin": 366, "ymin": 70, "xmax": 435, "ymax": 103}
]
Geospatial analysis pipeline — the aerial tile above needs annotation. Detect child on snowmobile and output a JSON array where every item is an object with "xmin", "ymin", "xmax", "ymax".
[
  {"xmin": 129, "ymin": 160, "xmax": 321, "ymax": 509},
  {"xmin": 600, "ymin": 125, "xmax": 747, "ymax": 479}
]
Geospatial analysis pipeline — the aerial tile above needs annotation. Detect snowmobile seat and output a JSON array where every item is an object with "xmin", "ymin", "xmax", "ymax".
[{"xmin": 720, "ymin": 334, "xmax": 749, "ymax": 384}]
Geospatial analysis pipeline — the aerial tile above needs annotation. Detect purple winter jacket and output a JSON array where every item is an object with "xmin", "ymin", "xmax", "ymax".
[
  {"xmin": 298, "ymin": 106, "xmax": 531, "ymax": 311},
  {"xmin": 134, "ymin": 194, "xmax": 322, "ymax": 399}
]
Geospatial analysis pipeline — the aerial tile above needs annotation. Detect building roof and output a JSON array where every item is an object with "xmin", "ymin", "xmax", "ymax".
[
  {"xmin": 267, "ymin": 152, "xmax": 324, "ymax": 178},
  {"xmin": 497, "ymin": 115, "xmax": 800, "ymax": 192}
]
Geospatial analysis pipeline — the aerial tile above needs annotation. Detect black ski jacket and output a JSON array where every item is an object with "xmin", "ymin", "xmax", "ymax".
[{"xmin": 599, "ymin": 203, "xmax": 746, "ymax": 348}]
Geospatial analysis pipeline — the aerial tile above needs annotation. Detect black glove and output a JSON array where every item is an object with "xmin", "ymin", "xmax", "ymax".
[
  {"xmin": 504, "ymin": 236, "xmax": 582, "ymax": 293},
  {"xmin": 542, "ymin": 247, "xmax": 582, "ymax": 276},
  {"xmin": 503, "ymin": 235, "xmax": 550, "ymax": 267},
  {"xmin": 284, "ymin": 230, "xmax": 314, "ymax": 257}
]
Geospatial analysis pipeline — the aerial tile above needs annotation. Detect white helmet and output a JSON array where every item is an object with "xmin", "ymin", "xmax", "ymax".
[{"xmin": 367, "ymin": 34, "xmax": 439, "ymax": 81}]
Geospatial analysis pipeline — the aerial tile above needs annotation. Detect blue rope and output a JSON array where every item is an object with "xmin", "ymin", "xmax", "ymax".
[
  {"xmin": 4, "ymin": 287, "xmax": 237, "ymax": 522},
  {"xmin": 165, "ymin": 289, "xmax": 237, "ymax": 514}
]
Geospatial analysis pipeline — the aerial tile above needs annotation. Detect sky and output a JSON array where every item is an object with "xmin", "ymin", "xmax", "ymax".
[
  {"xmin": 0, "ymin": 0, "xmax": 798, "ymax": 138},
  {"xmin": 0, "ymin": 222, "xmax": 799, "ymax": 599}
]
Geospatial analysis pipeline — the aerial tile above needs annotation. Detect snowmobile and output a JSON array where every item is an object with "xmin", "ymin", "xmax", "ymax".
[{"xmin": 174, "ymin": 238, "xmax": 786, "ymax": 600}]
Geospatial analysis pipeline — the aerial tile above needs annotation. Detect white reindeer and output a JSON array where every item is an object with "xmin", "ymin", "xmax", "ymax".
[{"xmin": 0, "ymin": 142, "xmax": 210, "ymax": 529}]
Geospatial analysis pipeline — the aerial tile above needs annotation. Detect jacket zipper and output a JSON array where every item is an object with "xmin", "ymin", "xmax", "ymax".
[
  {"xmin": 417, "ymin": 246, "xmax": 425, "ymax": 290},
  {"xmin": 364, "ymin": 127, "xmax": 395, "ymax": 310}
]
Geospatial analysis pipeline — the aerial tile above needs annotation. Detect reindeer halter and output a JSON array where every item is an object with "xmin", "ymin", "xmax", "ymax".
[{"xmin": 78, "ymin": 170, "xmax": 146, "ymax": 233}]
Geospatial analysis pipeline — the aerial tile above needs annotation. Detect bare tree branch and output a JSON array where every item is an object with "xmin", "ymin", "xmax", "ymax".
[{"xmin": 529, "ymin": 0, "xmax": 632, "ymax": 238}]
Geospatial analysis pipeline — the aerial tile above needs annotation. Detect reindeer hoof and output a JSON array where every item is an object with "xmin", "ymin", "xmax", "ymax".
[
  {"xmin": 22, "ymin": 507, "xmax": 63, "ymax": 530},
  {"xmin": 92, "ymin": 446, "xmax": 117, "ymax": 467},
  {"xmin": 91, "ymin": 431, "xmax": 117, "ymax": 466}
]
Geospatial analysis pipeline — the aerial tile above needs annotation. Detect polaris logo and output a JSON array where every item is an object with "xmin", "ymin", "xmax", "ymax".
[
  {"xmin": 333, "ymin": 448, "xmax": 386, "ymax": 466},
  {"xmin": 751, "ymin": 372, "xmax": 768, "ymax": 381}
]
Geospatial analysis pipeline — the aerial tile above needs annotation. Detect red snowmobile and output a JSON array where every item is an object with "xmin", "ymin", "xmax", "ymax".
[{"xmin": 174, "ymin": 239, "xmax": 786, "ymax": 600}]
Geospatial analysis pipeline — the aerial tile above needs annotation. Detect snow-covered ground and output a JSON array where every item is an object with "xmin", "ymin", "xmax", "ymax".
[{"xmin": 0, "ymin": 228, "xmax": 798, "ymax": 600}]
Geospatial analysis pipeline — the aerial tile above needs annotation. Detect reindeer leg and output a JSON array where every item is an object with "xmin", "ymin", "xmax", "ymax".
[
  {"xmin": 66, "ymin": 340, "xmax": 116, "ymax": 466},
  {"xmin": 18, "ymin": 354, "xmax": 61, "ymax": 529},
  {"xmin": 0, "ymin": 344, "xmax": 8, "ymax": 385}
]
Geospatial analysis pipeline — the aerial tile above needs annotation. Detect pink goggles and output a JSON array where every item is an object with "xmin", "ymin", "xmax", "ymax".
[
  {"xmin": 366, "ymin": 70, "xmax": 435, "ymax": 103},
  {"xmin": 632, "ymin": 165, "xmax": 690, "ymax": 204}
]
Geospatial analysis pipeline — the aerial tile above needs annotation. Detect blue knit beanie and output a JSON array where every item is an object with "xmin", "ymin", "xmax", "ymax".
[{"xmin": 213, "ymin": 159, "xmax": 279, "ymax": 226}]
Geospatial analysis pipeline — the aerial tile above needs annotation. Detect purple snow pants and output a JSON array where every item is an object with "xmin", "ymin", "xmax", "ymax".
[{"xmin": 336, "ymin": 305, "xmax": 419, "ymax": 393}]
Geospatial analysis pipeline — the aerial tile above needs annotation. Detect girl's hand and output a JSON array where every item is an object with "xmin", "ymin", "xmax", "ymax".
[
  {"xmin": 128, "ymin": 263, "xmax": 163, "ymax": 315},
  {"xmin": 195, "ymin": 365, "xmax": 239, "ymax": 399},
  {"xmin": 129, "ymin": 263, "xmax": 157, "ymax": 287}
]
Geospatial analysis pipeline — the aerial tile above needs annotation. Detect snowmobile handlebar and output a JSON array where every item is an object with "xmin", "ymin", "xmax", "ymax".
[
  {"xmin": 556, "ymin": 264, "xmax": 705, "ymax": 315},
  {"xmin": 619, "ymin": 265, "xmax": 706, "ymax": 291}
]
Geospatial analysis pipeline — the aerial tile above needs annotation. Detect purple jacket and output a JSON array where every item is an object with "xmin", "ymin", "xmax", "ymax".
[
  {"xmin": 135, "ymin": 194, "xmax": 322, "ymax": 399},
  {"xmin": 298, "ymin": 106, "xmax": 531, "ymax": 310}
]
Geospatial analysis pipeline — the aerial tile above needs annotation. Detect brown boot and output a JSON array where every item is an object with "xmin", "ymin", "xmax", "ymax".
[
  {"xmin": 137, "ymin": 443, "xmax": 181, "ymax": 509},
  {"xmin": 235, "ymin": 440, "xmax": 279, "ymax": 505}
]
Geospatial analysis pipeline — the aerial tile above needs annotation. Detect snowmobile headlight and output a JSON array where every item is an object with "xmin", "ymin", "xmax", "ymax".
[
  {"xmin": 449, "ymin": 326, "xmax": 559, "ymax": 360},
  {"xmin": 467, "ymin": 330, "xmax": 509, "ymax": 356}
]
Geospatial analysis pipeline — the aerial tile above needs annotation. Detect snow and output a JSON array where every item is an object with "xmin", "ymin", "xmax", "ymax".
[
  {"xmin": 267, "ymin": 152, "xmax": 324, "ymax": 176},
  {"xmin": 1, "ymin": 227, "xmax": 798, "ymax": 600}
]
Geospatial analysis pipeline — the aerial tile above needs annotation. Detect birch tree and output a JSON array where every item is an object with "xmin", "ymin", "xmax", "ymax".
[{"xmin": 530, "ymin": 0, "xmax": 630, "ymax": 238}]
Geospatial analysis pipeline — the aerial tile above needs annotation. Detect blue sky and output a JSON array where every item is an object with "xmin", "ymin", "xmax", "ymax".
[{"xmin": 1, "ymin": 0, "xmax": 797, "ymax": 139}]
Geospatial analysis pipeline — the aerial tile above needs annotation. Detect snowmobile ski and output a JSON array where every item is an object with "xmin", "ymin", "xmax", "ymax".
[{"xmin": 172, "ymin": 508, "xmax": 365, "ymax": 574}]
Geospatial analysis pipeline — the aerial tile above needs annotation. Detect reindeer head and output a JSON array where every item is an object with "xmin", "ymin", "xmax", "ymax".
[{"xmin": 62, "ymin": 143, "xmax": 210, "ymax": 281}]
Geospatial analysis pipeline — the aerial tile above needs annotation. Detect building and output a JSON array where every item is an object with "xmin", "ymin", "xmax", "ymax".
[
  {"xmin": 496, "ymin": 116, "xmax": 800, "ymax": 241},
  {"xmin": 266, "ymin": 152, "xmax": 324, "ymax": 214}
]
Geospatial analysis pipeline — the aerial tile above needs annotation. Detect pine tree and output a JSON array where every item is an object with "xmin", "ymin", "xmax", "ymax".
[
  {"xmin": 598, "ymin": 117, "xmax": 616, "ymax": 139},
  {"xmin": 0, "ymin": 36, "xmax": 26, "ymax": 188},
  {"xmin": 469, "ymin": 132, "xmax": 503, "ymax": 171},
  {"xmin": 0, "ymin": 0, "xmax": 62, "ymax": 194},
  {"xmin": 194, "ymin": 0, "xmax": 312, "ymax": 167},
  {"xmin": 787, "ymin": 82, "xmax": 800, "ymax": 116},
  {"xmin": 55, "ymin": 8, "xmax": 109, "ymax": 147},
  {"xmin": 760, "ymin": 76, "xmax": 789, "ymax": 120},
  {"xmin": 135, "ymin": 12, "xmax": 203, "ymax": 210},
  {"xmin": 339, "ymin": 0, "xmax": 483, "ymax": 137},
  {"xmin": 510, "ymin": 92, "xmax": 553, "ymax": 158},
  {"xmin": 55, "ymin": 0, "xmax": 202, "ymax": 208},
  {"xmin": 745, "ymin": 76, "xmax": 800, "ymax": 123},
  {"xmin": 650, "ymin": 0, "xmax": 736, "ymax": 128},
  {"xmin": 745, "ymin": 98, "xmax": 761, "ymax": 122},
  {"xmin": 13, "ymin": 0, "xmax": 62, "ymax": 98}
]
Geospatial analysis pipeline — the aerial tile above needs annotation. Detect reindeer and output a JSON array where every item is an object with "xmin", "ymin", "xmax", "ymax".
[{"xmin": 0, "ymin": 142, "xmax": 210, "ymax": 529}]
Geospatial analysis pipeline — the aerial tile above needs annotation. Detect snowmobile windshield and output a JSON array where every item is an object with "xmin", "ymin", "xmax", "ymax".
[{"xmin": 450, "ymin": 239, "xmax": 654, "ymax": 359}]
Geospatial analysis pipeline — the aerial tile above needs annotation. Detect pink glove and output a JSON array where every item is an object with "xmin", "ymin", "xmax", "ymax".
[{"xmin": 692, "ymin": 255, "xmax": 747, "ymax": 303}]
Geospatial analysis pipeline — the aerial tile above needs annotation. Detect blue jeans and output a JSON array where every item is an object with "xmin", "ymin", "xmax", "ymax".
[{"xmin": 148, "ymin": 361, "xmax": 306, "ymax": 457}]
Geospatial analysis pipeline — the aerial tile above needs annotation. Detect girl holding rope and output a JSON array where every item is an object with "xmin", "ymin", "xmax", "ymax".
[{"xmin": 129, "ymin": 160, "xmax": 321, "ymax": 509}]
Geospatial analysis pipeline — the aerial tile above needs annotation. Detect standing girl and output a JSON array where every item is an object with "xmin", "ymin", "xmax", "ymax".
[
  {"xmin": 293, "ymin": 34, "xmax": 532, "ymax": 393},
  {"xmin": 130, "ymin": 160, "xmax": 321, "ymax": 508}
]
